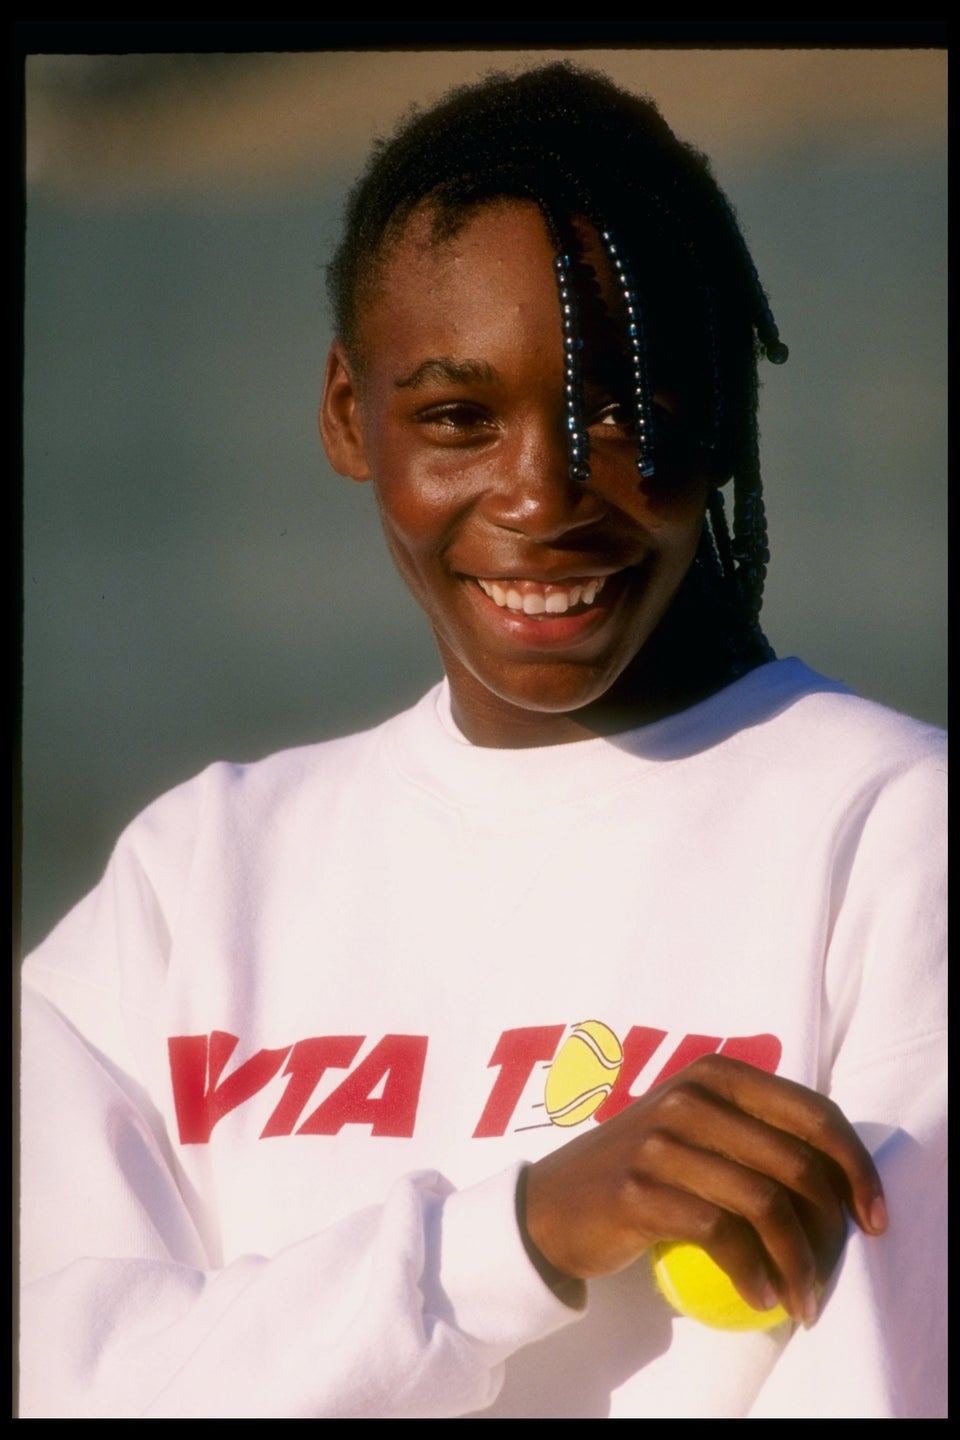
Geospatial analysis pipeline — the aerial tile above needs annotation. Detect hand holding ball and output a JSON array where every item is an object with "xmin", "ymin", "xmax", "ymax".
[
  {"xmin": 527, "ymin": 1049, "xmax": 880, "ymax": 1332},
  {"xmin": 537, "ymin": 1033, "xmax": 791, "ymax": 1318},
  {"xmin": 651, "ymin": 1241, "xmax": 791, "ymax": 1331}
]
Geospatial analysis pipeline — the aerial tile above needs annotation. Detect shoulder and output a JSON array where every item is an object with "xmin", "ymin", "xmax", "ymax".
[
  {"xmin": 131, "ymin": 685, "xmax": 443, "ymax": 843},
  {"xmin": 647, "ymin": 660, "xmax": 946, "ymax": 867},
  {"xmin": 634, "ymin": 659, "xmax": 944, "ymax": 814},
  {"xmin": 25, "ymin": 687, "xmax": 444, "ymax": 973},
  {"xmin": 737, "ymin": 662, "xmax": 945, "ymax": 899},
  {"xmin": 718, "ymin": 658, "xmax": 945, "ymax": 779}
]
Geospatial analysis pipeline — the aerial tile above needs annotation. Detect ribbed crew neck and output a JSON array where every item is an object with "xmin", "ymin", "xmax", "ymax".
[{"xmin": 380, "ymin": 659, "xmax": 844, "ymax": 816}]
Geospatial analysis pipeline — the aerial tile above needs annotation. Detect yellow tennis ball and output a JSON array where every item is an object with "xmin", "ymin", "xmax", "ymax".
[
  {"xmin": 651, "ymin": 1242, "xmax": 791, "ymax": 1331},
  {"xmin": 544, "ymin": 1020, "xmax": 623, "ymax": 1127}
]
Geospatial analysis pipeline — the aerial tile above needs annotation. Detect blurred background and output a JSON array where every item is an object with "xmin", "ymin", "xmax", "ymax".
[{"xmin": 22, "ymin": 46, "xmax": 946, "ymax": 954}]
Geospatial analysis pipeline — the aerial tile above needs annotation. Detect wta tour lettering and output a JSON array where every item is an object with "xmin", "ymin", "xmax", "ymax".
[{"xmin": 169, "ymin": 1023, "xmax": 782, "ymax": 1144}]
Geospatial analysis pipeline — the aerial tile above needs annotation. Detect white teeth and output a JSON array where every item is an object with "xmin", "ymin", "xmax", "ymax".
[{"xmin": 476, "ymin": 575, "xmax": 609, "ymax": 614}]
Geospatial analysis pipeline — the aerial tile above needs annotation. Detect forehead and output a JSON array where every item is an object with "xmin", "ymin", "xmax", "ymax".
[
  {"xmin": 354, "ymin": 199, "xmax": 630, "ymax": 392},
  {"xmin": 357, "ymin": 200, "xmax": 560, "ymax": 353}
]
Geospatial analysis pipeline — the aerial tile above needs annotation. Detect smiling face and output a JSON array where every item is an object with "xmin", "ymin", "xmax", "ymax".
[{"xmin": 321, "ymin": 200, "xmax": 712, "ymax": 747}]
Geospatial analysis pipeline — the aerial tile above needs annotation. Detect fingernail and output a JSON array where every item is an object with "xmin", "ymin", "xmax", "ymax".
[
  {"xmin": 760, "ymin": 1281, "xmax": 780, "ymax": 1312},
  {"xmin": 802, "ymin": 1289, "xmax": 819, "ymax": 1328},
  {"xmin": 868, "ymin": 1196, "xmax": 889, "ymax": 1233}
]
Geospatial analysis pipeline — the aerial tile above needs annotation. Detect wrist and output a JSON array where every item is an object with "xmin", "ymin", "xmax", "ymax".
[{"xmin": 515, "ymin": 1165, "xmax": 586, "ymax": 1311}]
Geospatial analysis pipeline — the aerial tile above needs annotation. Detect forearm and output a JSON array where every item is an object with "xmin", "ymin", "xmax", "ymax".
[{"xmin": 20, "ymin": 991, "xmax": 578, "ymax": 1419}]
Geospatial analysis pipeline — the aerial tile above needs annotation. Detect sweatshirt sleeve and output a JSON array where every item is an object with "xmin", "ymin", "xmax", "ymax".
[
  {"xmin": 19, "ymin": 981, "xmax": 579, "ymax": 1418},
  {"xmin": 747, "ymin": 748, "xmax": 947, "ymax": 1419},
  {"xmin": 18, "ymin": 793, "xmax": 581, "ymax": 1419}
]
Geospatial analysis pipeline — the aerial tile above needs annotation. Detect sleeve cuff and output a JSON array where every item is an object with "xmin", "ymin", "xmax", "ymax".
[{"xmin": 423, "ymin": 1161, "xmax": 586, "ymax": 1366}]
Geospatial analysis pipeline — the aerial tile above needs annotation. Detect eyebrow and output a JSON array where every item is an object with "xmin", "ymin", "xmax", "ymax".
[{"xmin": 394, "ymin": 357, "xmax": 499, "ymax": 390}]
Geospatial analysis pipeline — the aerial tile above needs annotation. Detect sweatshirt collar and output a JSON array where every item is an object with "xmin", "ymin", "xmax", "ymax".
[{"xmin": 381, "ymin": 659, "xmax": 842, "ymax": 815}]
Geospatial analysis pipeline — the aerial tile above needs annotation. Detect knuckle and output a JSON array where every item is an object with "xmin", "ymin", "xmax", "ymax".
[
  {"xmin": 634, "ymin": 1125, "xmax": 675, "ymax": 1166},
  {"xmin": 680, "ymin": 1053, "xmax": 727, "ymax": 1085},
  {"xmin": 695, "ymin": 1208, "xmax": 740, "ymax": 1250},
  {"xmin": 702, "ymin": 1209, "xmax": 742, "ymax": 1244},
  {"xmin": 745, "ymin": 1174, "xmax": 792, "ymax": 1228},
  {"xmin": 783, "ymin": 1137, "xmax": 826, "ymax": 1193},
  {"xmin": 656, "ymin": 1080, "xmax": 705, "ymax": 1120},
  {"xmin": 805, "ymin": 1093, "xmax": 845, "ymax": 1144}
]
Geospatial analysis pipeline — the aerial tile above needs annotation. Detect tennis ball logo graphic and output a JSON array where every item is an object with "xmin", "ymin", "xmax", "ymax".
[
  {"xmin": 651, "ymin": 1242, "xmax": 791, "ymax": 1331},
  {"xmin": 544, "ymin": 1020, "xmax": 623, "ymax": 1127}
]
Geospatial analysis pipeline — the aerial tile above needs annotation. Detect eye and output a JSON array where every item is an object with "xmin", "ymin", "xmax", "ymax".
[
  {"xmin": 586, "ymin": 399, "xmax": 634, "ymax": 434},
  {"xmin": 587, "ymin": 397, "xmax": 681, "ymax": 437},
  {"xmin": 595, "ymin": 403, "xmax": 631, "ymax": 427},
  {"xmin": 414, "ymin": 401, "xmax": 495, "ymax": 441}
]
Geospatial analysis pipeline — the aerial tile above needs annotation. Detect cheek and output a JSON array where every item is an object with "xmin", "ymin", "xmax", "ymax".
[
  {"xmin": 373, "ymin": 471, "xmax": 449, "ymax": 560},
  {"xmin": 370, "ymin": 468, "xmax": 459, "ymax": 617},
  {"xmin": 368, "ymin": 423, "xmax": 480, "ymax": 564},
  {"xmin": 624, "ymin": 472, "xmax": 710, "ymax": 565}
]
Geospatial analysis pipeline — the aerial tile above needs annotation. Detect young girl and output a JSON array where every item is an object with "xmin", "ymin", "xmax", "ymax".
[{"xmin": 20, "ymin": 63, "xmax": 945, "ymax": 1418}]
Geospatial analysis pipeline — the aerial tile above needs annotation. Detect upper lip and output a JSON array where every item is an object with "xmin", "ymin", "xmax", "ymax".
[{"xmin": 466, "ymin": 565, "xmax": 626, "ymax": 583}]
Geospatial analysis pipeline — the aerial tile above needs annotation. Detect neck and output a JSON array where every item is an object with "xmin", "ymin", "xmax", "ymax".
[{"xmin": 443, "ymin": 595, "xmax": 769, "ymax": 750}]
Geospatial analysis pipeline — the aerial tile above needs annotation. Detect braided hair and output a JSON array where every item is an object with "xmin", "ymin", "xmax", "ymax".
[{"xmin": 327, "ymin": 62, "xmax": 787, "ymax": 676}]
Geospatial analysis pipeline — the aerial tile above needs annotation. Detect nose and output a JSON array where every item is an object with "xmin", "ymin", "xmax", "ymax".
[{"xmin": 480, "ymin": 412, "xmax": 605, "ymax": 542}]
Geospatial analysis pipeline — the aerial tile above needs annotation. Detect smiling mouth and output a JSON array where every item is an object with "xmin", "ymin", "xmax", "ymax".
[{"xmin": 475, "ymin": 574, "xmax": 611, "ymax": 616}]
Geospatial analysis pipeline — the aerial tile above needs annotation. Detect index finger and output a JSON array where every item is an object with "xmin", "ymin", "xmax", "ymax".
[{"xmin": 674, "ymin": 1055, "xmax": 888, "ymax": 1236}]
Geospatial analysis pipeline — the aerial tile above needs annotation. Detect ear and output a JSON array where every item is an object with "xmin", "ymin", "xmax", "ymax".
[{"xmin": 319, "ymin": 340, "xmax": 372, "ymax": 481}]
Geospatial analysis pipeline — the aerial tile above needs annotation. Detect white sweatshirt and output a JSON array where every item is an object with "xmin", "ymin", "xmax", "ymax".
[{"xmin": 19, "ymin": 659, "xmax": 946, "ymax": 1418}]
